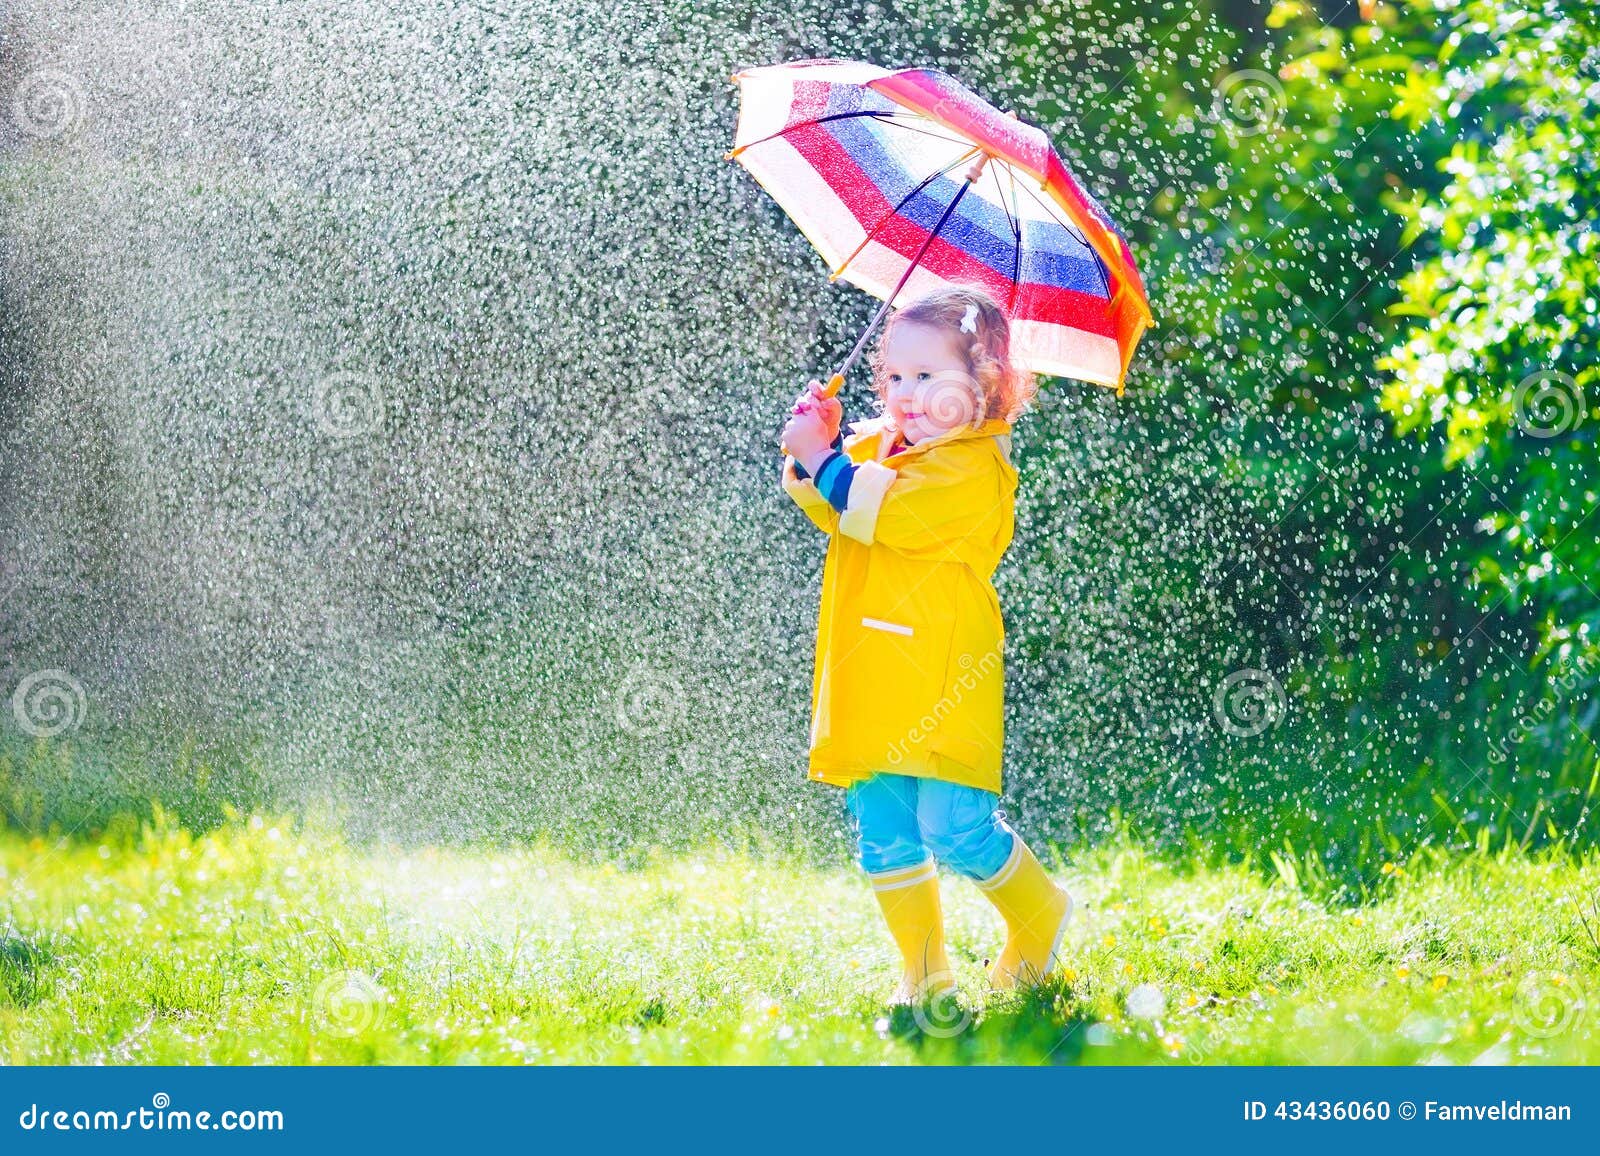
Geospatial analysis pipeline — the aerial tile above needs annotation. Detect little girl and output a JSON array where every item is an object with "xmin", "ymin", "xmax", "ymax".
[{"xmin": 779, "ymin": 283, "xmax": 1073, "ymax": 1004}]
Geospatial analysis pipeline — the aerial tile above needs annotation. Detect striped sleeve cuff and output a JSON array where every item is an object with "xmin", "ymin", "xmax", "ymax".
[{"xmin": 812, "ymin": 452, "xmax": 856, "ymax": 512}]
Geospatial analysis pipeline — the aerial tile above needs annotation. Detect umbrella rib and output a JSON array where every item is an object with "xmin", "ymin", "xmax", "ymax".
[
  {"xmin": 870, "ymin": 113, "xmax": 975, "ymax": 148},
  {"xmin": 1013, "ymin": 174, "xmax": 1092, "ymax": 248},
  {"xmin": 992, "ymin": 160, "xmax": 1024, "ymax": 315},
  {"xmin": 1013, "ymin": 175, "xmax": 1112, "ymax": 298},
  {"xmin": 730, "ymin": 109, "xmax": 970, "ymax": 157},
  {"xmin": 730, "ymin": 109, "xmax": 894, "ymax": 154},
  {"xmin": 829, "ymin": 163, "xmax": 985, "ymax": 384},
  {"xmin": 826, "ymin": 143, "xmax": 983, "ymax": 281}
]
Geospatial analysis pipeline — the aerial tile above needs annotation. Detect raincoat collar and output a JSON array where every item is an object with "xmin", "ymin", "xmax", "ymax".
[{"xmin": 846, "ymin": 414, "xmax": 1013, "ymax": 462}]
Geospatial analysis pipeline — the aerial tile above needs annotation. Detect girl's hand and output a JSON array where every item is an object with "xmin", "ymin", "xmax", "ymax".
[
  {"xmin": 791, "ymin": 378, "xmax": 843, "ymax": 439},
  {"xmin": 782, "ymin": 405, "xmax": 836, "ymax": 473}
]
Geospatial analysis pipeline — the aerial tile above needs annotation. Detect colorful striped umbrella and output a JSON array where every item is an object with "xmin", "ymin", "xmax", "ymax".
[{"xmin": 726, "ymin": 58, "xmax": 1154, "ymax": 395}]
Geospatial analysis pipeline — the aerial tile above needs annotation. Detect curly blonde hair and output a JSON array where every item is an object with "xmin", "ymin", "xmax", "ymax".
[{"xmin": 865, "ymin": 284, "xmax": 1037, "ymax": 426}]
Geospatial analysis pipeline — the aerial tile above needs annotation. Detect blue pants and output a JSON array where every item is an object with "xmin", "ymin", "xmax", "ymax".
[{"xmin": 845, "ymin": 772, "xmax": 1017, "ymax": 880}]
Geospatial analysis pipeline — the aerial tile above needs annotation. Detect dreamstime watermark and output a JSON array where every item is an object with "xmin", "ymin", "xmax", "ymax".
[
  {"xmin": 1517, "ymin": 92, "xmax": 1560, "ymax": 135},
  {"xmin": 311, "ymin": 369, "xmax": 386, "ymax": 439},
  {"xmin": 1488, "ymin": 648, "xmax": 1597, "ymax": 765},
  {"xmin": 1212, "ymin": 668, "xmax": 1286, "ymax": 737},
  {"xmin": 1511, "ymin": 972, "xmax": 1586, "ymax": 1039},
  {"xmin": 16, "ymin": 1092, "xmax": 284, "ymax": 1133},
  {"xmin": 10, "ymin": 670, "xmax": 87, "ymax": 737},
  {"xmin": 615, "ymin": 662, "xmax": 687, "ymax": 737},
  {"xmin": 11, "ymin": 69, "xmax": 86, "ymax": 141},
  {"xmin": 884, "ymin": 648, "xmax": 1002, "ymax": 767},
  {"xmin": 911, "ymin": 973, "xmax": 974, "ymax": 1038},
  {"xmin": 846, "ymin": 959, "xmax": 974, "ymax": 1039},
  {"xmin": 1512, "ymin": 370, "xmax": 1585, "ymax": 439},
  {"xmin": 920, "ymin": 368, "xmax": 988, "ymax": 429},
  {"xmin": 1209, "ymin": 69, "xmax": 1285, "ymax": 138},
  {"xmin": 311, "ymin": 969, "xmax": 387, "ymax": 1037}
]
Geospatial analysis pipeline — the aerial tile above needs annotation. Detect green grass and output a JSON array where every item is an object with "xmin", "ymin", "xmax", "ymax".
[{"xmin": 1, "ymin": 806, "xmax": 1598, "ymax": 1064}]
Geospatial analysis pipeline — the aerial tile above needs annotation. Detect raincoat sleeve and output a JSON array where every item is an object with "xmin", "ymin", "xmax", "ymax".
[
  {"xmin": 781, "ymin": 454, "xmax": 839, "ymax": 535},
  {"xmin": 837, "ymin": 440, "xmax": 1002, "ymax": 561}
]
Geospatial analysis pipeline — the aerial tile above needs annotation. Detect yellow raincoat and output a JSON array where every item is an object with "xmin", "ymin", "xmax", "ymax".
[{"xmin": 781, "ymin": 414, "xmax": 1018, "ymax": 794}]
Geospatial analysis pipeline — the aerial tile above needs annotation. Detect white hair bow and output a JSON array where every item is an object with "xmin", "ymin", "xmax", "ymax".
[{"xmin": 960, "ymin": 303, "xmax": 980, "ymax": 333}]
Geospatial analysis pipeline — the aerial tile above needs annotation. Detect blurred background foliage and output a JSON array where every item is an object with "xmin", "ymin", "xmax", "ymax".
[{"xmin": 917, "ymin": 0, "xmax": 1598, "ymax": 871}]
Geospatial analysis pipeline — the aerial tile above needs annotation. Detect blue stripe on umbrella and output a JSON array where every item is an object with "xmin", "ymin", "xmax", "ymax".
[
  {"xmin": 824, "ymin": 110, "xmax": 1113, "ymax": 299},
  {"xmin": 1018, "ymin": 228, "xmax": 1114, "ymax": 297}
]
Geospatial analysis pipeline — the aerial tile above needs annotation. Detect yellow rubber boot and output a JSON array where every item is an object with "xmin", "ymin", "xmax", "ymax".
[
  {"xmin": 975, "ymin": 837, "xmax": 1073, "ymax": 990},
  {"xmin": 866, "ymin": 859, "xmax": 956, "ymax": 1004}
]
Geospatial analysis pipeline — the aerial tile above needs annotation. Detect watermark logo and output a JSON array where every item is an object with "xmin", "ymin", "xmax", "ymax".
[
  {"xmin": 846, "ymin": 961, "xmax": 974, "ymax": 1040},
  {"xmin": 1512, "ymin": 972, "xmax": 1586, "ymax": 1039},
  {"xmin": 11, "ymin": 670, "xmax": 87, "ymax": 737},
  {"xmin": 16, "ymin": 1092, "xmax": 284, "ymax": 1132},
  {"xmin": 615, "ymin": 662, "xmax": 687, "ymax": 737},
  {"xmin": 1512, "ymin": 370, "xmax": 1584, "ymax": 439},
  {"xmin": 311, "ymin": 369, "xmax": 386, "ymax": 439},
  {"xmin": 911, "ymin": 973, "xmax": 974, "ymax": 1038},
  {"xmin": 1212, "ymin": 668, "xmax": 1286, "ymax": 737},
  {"xmin": 12, "ymin": 69, "xmax": 86, "ymax": 141},
  {"xmin": 920, "ymin": 368, "xmax": 987, "ymax": 429},
  {"xmin": 1209, "ymin": 70, "xmax": 1285, "ymax": 138},
  {"xmin": 312, "ymin": 969, "xmax": 387, "ymax": 1037}
]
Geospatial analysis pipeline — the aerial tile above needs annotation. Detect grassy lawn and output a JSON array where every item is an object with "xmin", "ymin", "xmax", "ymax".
[{"xmin": 1, "ymin": 808, "xmax": 1597, "ymax": 1065}]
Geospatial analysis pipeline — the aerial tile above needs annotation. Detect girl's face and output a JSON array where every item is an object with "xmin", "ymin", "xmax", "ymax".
[{"xmin": 879, "ymin": 320, "xmax": 981, "ymax": 444}]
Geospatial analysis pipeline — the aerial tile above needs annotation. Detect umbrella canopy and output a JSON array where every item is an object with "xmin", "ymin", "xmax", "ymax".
[{"xmin": 726, "ymin": 57, "xmax": 1153, "ymax": 394}]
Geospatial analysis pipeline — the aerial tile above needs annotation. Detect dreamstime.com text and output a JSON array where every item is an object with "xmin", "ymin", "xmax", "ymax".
[{"xmin": 17, "ymin": 1093, "xmax": 284, "ymax": 1133}]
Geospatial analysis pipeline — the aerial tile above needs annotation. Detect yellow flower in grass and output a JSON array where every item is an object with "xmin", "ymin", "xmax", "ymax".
[
  {"xmin": 1395, "ymin": 964, "xmax": 1411, "ymax": 979},
  {"xmin": 1185, "ymin": 991, "xmax": 1201, "ymax": 1008},
  {"xmin": 1102, "ymin": 933, "xmax": 1117, "ymax": 948},
  {"xmin": 1431, "ymin": 974, "xmax": 1448, "ymax": 991},
  {"xmin": 1060, "ymin": 967, "xmax": 1079, "ymax": 983}
]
